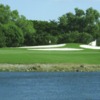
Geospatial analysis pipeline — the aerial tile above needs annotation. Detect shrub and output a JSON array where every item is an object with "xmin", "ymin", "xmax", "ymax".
[
  {"xmin": 96, "ymin": 38, "xmax": 100, "ymax": 46},
  {"xmin": 79, "ymin": 32, "xmax": 93, "ymax": 44}
]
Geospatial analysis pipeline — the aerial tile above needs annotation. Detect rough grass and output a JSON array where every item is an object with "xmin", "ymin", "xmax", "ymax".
[{"xmin": 0, "ymin": 64, "xmax": 100, "ymax": 72}]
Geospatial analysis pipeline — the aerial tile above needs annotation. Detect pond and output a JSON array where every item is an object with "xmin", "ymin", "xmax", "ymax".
[{"xmin": 0, "ymin": 72, "xmax": 100, "ymax": 100}]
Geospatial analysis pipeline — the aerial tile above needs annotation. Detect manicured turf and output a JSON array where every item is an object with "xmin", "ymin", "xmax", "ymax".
[
  {"xmin": 61, "ymin": 43, "xmax": 82, "ymax": 48},
  {"xmin": 0, "ymin": 44, "xmax": 100, "ymax": 64}
]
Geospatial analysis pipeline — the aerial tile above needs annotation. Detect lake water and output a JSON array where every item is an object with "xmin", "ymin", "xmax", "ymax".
[{"xmin": 0, "ymin": 72, "xmax": 100, "ymax": 100}]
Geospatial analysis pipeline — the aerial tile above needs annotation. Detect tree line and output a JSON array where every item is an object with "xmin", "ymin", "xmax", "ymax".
[{"xmin": 0, "ymin": 4, "xmax": 100, "ymax": 47}]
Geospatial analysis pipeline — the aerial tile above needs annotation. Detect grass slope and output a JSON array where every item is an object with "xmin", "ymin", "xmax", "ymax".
[{"xmin": 0, "ymin": 44, "xmax": 100, "ymax": 64}]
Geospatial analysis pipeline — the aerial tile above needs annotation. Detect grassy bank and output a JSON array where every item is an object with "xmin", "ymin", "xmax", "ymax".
[{"xmin": 0, "ymin": 64, "xmax": 100, "ymax": 72}]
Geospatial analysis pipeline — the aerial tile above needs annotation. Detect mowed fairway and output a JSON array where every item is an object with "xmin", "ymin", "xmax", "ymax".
[{"xmin": 0, "ymin": 45, "xmax": 100, "ymax": 64}]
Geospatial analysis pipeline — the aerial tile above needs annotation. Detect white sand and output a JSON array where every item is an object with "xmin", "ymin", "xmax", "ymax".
[
  {"xmin": 80, "ymin": 45, "xmax": 100, "ymax": 49},
  {"xmin": 19, "ymin": 44, "xmax": 100, "ymax": 51},
  {"xmin": 20, "ymin": 44, "xmax": 83, "ymax": 51},
  {"xmin": 19, "ymin": 44, "xmax": 66, "ymax": 48},
  {"xmin": 28, "ymin": 48, "xmax": 83, "ymax": 51}
]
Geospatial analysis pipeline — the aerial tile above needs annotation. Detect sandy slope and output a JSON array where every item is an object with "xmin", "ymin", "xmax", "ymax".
[
  {"xmin": 20, "ymin": 44, "xmax": 83, "ymax": 51},
  {"xmin": 19, "ymin": 44, "xmax": 66, "ymax": 48},
  {"xmin": 80, "ymin": 45, "xmax": 100, "ymax": 49},
  {"xmin": 19, "ymin": 44, "xmax": 100, "ymax": 51},
  {"xmin": 28, "ymin": 48, "xmax": 83, "ymax": 51}
]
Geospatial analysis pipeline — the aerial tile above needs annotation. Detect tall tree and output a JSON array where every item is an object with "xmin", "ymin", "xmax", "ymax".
[
  {"xmin": 58, "ymin": 14, "xmax": 68, "ymax": 33},
  {"xmin": 85, "ymin": 7, "xmax": 100, "ymax": 39},
  {"xmin": 0, "ymin": 24, "xmax": 6, "ymax": 47},
  {"xmin": 16, "ymin": 16, "xmax": 36, "ymax": 45},
  {"xmin": 3, "ymin": 22, "xmax": 24, "ymax": 47},
  {"xmin": 0, "ymin": 4, "xmax": 11, "ymax": 24}
]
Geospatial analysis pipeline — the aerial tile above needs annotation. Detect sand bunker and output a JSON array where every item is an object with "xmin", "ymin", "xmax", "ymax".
[
  {"xmin": 80, "ymin": 45, "xmax": 100, "ymax": 49},
  {"xmin": 20, "ymin": 43, "xmax": 100, "ymax": 51},
  {"xmin": 20, "ymin": 44, "xmax": 66, "ymax": 48},
  {"xmin": 20, "ymin": 44, "xmax": 83, "ymax": 51},
  {"xmin": 28, "ymin": 48, "xmax": 83, "ymax": 51}
]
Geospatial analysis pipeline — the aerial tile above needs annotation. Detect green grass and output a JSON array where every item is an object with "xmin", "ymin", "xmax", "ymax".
[
  {"xmin": 61, "ymin": 43, "xmax": 82, "ymax": 48},
  {"xmin": 0, "ymin": 44, "xmax": 100, "ymax": 64},
  {"xmin": 0, "ymin": 44, "xmax": 100, "ymax": 72}
]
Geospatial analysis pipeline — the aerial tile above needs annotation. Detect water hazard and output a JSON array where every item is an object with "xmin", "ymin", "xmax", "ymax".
[{"xmin": 0, "ymin": 72, "xmax": 100, "ymax": 100}]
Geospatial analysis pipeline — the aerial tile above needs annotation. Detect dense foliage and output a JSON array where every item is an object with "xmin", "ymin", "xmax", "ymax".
[
  {"xmin": 32, "ymin": 7, "xmax": 100, "ymax": 45},
  {"xmin": 0, "ymin": 4, "xmax": 100, "ymax": 47},
  {"xmin": 0, "ymin": 4, "xmax": 35, "ymax": 47},
  {"xmin": 97, "ymin": 38, "xmax": 100, "ymax": 46}
]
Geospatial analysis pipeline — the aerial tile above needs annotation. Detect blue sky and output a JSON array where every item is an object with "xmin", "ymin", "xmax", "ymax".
[{"xmin": 0, "ymin": 0, "xmax": 100, "ymax": 21}]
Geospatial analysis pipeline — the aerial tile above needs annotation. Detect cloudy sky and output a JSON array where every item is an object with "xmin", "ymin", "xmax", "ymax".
[{"xmin": 0, "ymin": 0, "xmax": 100, "ymax": 21}]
